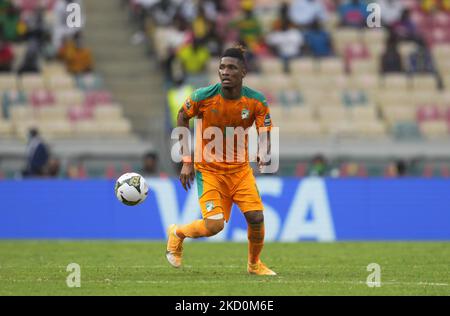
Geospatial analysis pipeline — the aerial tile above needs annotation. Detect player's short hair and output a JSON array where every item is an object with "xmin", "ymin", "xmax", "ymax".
[{"xmin": 221, "ymin": 45, "xmax": 247, "ymax": 66}]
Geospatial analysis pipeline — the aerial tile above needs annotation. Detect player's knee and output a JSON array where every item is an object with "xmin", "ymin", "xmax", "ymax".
[
  {"xmin": 245, "ymin": 211, "xmax": 264, "ymax": 225},
  {"xmin": 205, "ymin": 218, "xmax": 225, "ymax": 236}
]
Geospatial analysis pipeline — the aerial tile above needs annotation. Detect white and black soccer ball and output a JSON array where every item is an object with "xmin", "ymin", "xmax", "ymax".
[{"xmin": 114, "ymin": 173, "xmax": 149, "ymax": 206}]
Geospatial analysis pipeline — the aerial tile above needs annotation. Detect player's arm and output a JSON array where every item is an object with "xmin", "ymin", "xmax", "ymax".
[
  {"xmin": 177, "ymin": 99, "xmax": 197, "ymax": 191},
  {"xmin": 255, "ymin": 99, "xmax": 273, "ymax": 173},
  {"xmin": 257, "ymin": 128, "xmax": 271, "ymax": 171}
]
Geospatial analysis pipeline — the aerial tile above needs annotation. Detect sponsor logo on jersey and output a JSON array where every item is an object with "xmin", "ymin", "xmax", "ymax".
[{"xmin": 241, "ymin": 109, "xmax": 249, "ymax": 120}]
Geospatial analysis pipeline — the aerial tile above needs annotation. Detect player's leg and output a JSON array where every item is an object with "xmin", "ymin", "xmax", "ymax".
[
  {"xmin": 166, "ymin": 215, "xmax": 224, "ymax": 268},
  {"xmin": 176, "ymin": 171, "xmax": 227, "ymax": 238},
  {"xmin": 244, "ymin": 211, "xmax": 265, "ymax": 265},
  {"xmin": 232, "ymin": 167, "xmax": 276, "ymax": 275},
  {"xmin": 166, "ymin": 171, "xmax": 230, "ymax": 268},
  {"xmin": 176, "ymin": 216, "xmax": 224, "ymax": 239}
]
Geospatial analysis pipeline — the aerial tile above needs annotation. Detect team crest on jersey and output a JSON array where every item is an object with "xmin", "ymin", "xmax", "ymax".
[
  {"xmin": 241, "ymin": 109, "xmax": 249, "ymax": 120},
  {"xmin": 185, "ymin": 99, "xmax": 191, "ymax": 110},
  {"xmin": 205, "ymin": 201, "xmax": 215, "ymax": 212}
]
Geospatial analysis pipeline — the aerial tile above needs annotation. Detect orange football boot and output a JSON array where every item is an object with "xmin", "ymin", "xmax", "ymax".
[
  {"xmin": 247, "ymin": 260, "xmax": 277, "ymax": 276},
  {"xmin": 166, "ymin": 224, "xmax": 183, "ymax": 268}
]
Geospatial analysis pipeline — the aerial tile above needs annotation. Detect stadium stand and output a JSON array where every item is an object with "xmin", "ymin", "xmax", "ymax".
[
  {"xmin": 1, "ymin": 0, "xmax": 450, "ymax": 178},
  {"xmin": 0, "ymin": 0, "xmax": 155, "ymax": 178},
  {"xmin": 0, "ymin": 0, "xmax": 135, "ymax": 141},
  {"xmin": 121, "ymin": 0, "xmax": 450, "ymax": 177}
]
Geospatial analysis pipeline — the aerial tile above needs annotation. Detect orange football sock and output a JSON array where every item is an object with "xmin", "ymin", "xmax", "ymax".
[
  {"xmin": 176, "ymin": 220, "xmax": 214, "ymax": 239},
  {"xmin": 248, "ymin": 222, "xmax": 265, "ymax": 264}
]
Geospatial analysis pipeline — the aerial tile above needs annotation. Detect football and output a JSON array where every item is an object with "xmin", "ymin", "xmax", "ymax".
[{"xmin": 114, "ymin": 173, "xmax": 149, "ymax": 206}]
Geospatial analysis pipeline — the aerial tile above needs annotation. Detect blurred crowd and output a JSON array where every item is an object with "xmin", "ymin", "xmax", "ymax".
[
  {"xmin": 0, "ymin": 0, "xmax": 93, "ymax": 76},
  {"xmin": 0, "ymin": 0, "xmax": 97, "ymax": 179},
  {"xmin": 123, "ymin": 0, "xmax": 448, "ymax": 87},
  {"xmin": 20, "ymin": 126, "xmax": 165, "ymax": 179}
]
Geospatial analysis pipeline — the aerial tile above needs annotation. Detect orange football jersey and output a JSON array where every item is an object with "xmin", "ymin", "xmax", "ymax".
[{"xmin": 182, "ymin": 83, "xmax": 272, "ymax": 174}]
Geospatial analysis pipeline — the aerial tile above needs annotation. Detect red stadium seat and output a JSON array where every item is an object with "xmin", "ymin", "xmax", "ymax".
[
  {"xmin": 14, "ymin": 0, "xmax": 56, "ymax": 11},
  {"xmin": 84, "ymin": 91, "xmax": 113, "ymax": 108},
  {"xmin": 105, "ymin": 164, "xmax": 117, "ymax": 179},
  {"xmin": 434, "ymin": 12, "xmax": 450, "ymax": 27},
  {"xmin": 68, "ymin": 105, "xmax": 93, "ymax": 122},
  {"xmin": 422, "ymin": 164, "xmax": 434, "ymax": 178},
  {"xmin": 441, "ymin": 165, "xmax": 450, "ymax": 177},
  {"xmin": 416, "ymin": 105, "xmax": 444, "ymax": 122},
  {"xmin": 30, "ymin": 90, "xmax": 55, "ymax": 108},
  {"xmin": 295, "ymin": 163, "xmax": 307, "ymax": 177},
  {"xmin": 78, "ymin": 165, "xmax": 87, "ymax": 179},
  {"xmin": 121, "ymin": 163, "xmax": 132, "ymax": 174},
  {"xmin": 344, "ymin": 42, "xmax": 370, "ymax": 73}
]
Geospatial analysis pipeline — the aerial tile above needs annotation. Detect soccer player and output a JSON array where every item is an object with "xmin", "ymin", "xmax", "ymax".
[{"xmin": 166, "ymin": 46, "xmax": 276, "ymax": 276}]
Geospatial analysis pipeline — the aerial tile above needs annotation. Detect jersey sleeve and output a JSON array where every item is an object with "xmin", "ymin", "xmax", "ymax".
[
  {"xmin": 181, "ymin": 95, "xmax": 200, "ymax": 119},
  {"xmin": 255, "ymin": 99, "xmax": 272, "ymax": 132}
]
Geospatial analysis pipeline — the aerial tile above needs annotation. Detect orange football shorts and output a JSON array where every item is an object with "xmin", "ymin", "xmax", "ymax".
[{"xmin": 195, "ymin": 165, "xmax": 263, "ymax": 222}]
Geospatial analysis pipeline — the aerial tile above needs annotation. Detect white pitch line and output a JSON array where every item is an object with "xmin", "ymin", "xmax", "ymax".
[
  {"xmin": 1, "ymin": 279, "xmax": 447, "ymax": 287},
  {"xmin": 51, "ymin": 279, "xmax": 450, "ymax": 287}
]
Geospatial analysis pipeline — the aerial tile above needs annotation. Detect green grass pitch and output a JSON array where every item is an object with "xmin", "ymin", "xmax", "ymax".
[{"xmin": 0, "ymin": 241, "xmax": 448, "ymax": 295}]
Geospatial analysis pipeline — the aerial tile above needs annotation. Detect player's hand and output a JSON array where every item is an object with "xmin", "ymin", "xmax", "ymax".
[
  {"xmin": 179, "ymin": 162, "xmax": 195, "ymax": 191},
  {"xmin": 257, "ymin": 156, "xmax": 271, "ymax": 173}
]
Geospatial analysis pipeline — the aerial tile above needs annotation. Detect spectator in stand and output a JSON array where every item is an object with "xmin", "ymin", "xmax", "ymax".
[
  {"xmin": 236, "ymin": 38, "xmax": 261, "ymax": 73},
  {"xmin": 266, "ymin": 18, "xmax": 304, "ymax": 73},
  {"xmin": 307, "ymin": 154, "xmax": 329, "ymax": 177},
  {"xmin": 272, "ymin": 2, "xmax": 290, "ymax": 31},
  {"xmin": 129, "ymin": 0, "xmax": 159, "ymax": 45},
  {"xmin": 24, "ymin": 6, "xmax": 49, "ymax": 47},
  {"xmin": 66, "ymin": 162, "xmax": 86, "ymax": 179},
  {"xmin": 0, "ymin": 33, "xmax": 14, "ymax": 72},
  {"xmin": 229, "ymin": 0, "xmax": 263, "ymax": 50},
  {"xmin": 53, "ymin": 0, "xmax": 83, "ymax": 51},
  {"xmin": 289, "ymin": 0, "xmax": 328, "ymax": 29},
  {"xmin": 176, "ymin": 37, "xmax": 210, "ymax": 86},
  {"xmin": 192, "ymin": 4, "xmax": 221, "ymax": 56},
  {"xmin": 380, "ymin": 33, "xmax": 404, "ymax": 73},
  {"xmin": 338, "ymin": 0, "xmax": 368, "ymax": 28},
  {"xmin": 45, "ymin": 157, "xmax": 61, "ymax": 178},
  {"xmin": 178, "ymin": 0, "xmax": 218, "ymax": 23},
  {"xmin": 163, "ymin": 15, "xmax": 190, "ymax": 82},
  {"xmin": 167, "ymin": 73, "xmax": 194, "ymax": 129},
  {"xmin": 23, "ymin": 128, "xmax": 50, "ymax": 178},
  {"xmin": 142, "ymin": 152, "xmax": 159, "ymax": 177},
  {"xmin": 0, "ymin": 1, "xmax": 22, "ymax": 42},
  {"xmin": 377, "ymin": 0, "xmax": 405, "ymax": 27},
  {"xmin": 150, "ymin": 0, "xmax": 178, "ymax": 27},
  {"xmin": 17, "ymin": 38, "xmax": 40, "ymax": 74},
  {"xmin": 420, "ymin": 0, "xmax": 440, "ymax": 13},
  {"xmin": 386, "ymin": 159, "xmax": 408, "ymax": 177},
  {"xmin": 391, "ymin": 9, "xmax": 419, "ymax": 42},
  {"xmin": 59, "ymin": 33, "xmax": 94, "ymax": 74},
  {"xmin": 142, "ymin": 151, "xmax": 168, "ymax": 177},
  {"xmin": 443, "ymin": 0, "xmax": 450, "ymax": 11},
  {"xmin": 408, "ymin": 38, "xmax": 436, "ymax": 74},
  {"xmin": 192, "ymin": 5, "xmax": 213, "ymax": 41},
  {"xmin": 408, "ymin": 38, "xmax": 443, "ymax": 88},
  {"xmin": 304, "ymin": 19, "xmax": 334, "ymax": 58}
]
